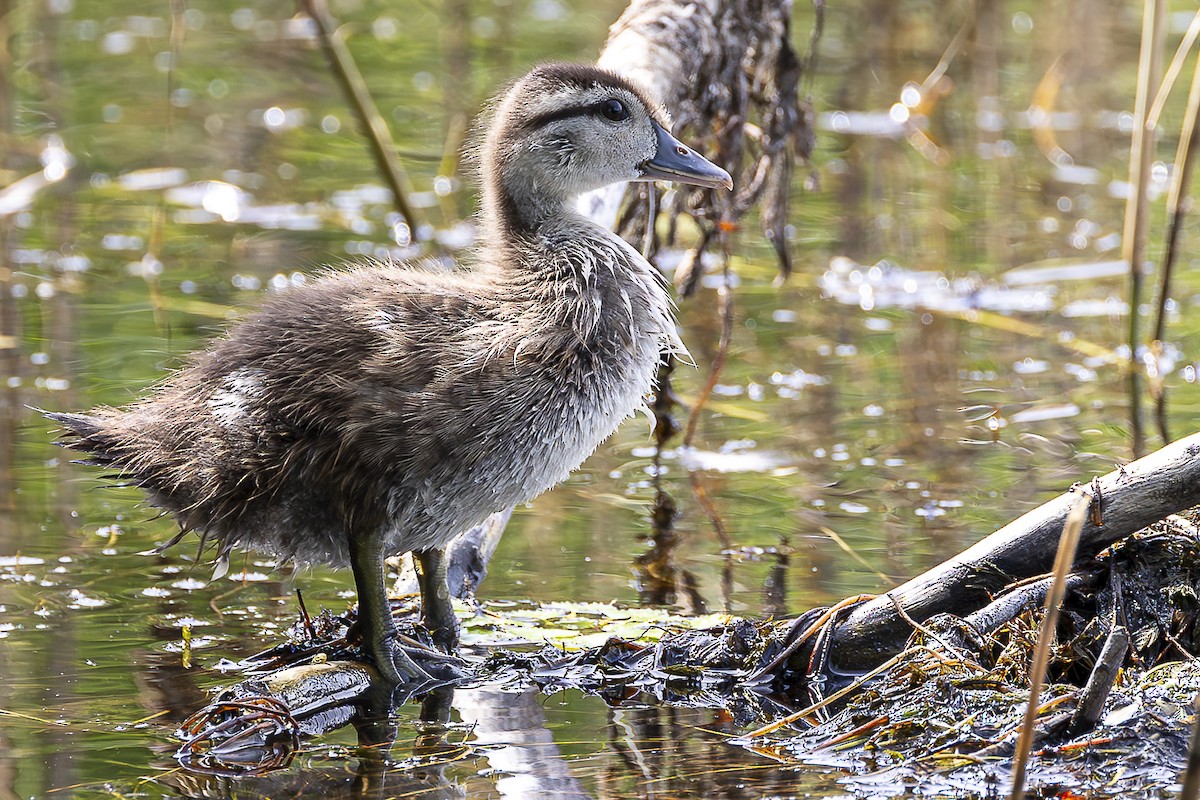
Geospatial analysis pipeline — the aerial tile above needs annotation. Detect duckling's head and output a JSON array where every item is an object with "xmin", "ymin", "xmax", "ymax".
[{"xmin": 482, "ymin": 63, "xmax": 732, "ymax": 234}]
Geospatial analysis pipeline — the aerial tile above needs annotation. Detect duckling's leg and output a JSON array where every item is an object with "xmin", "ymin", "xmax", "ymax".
[
  {"xmin": 349, "ymin": 532, "xmax": 431, "ymax": 686},
  {"xmin": 416, "ymin": 547, "xmax": 459, "ymax": 651}
]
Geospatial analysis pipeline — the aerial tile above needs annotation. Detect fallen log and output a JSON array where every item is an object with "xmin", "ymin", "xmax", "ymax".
[{"xmin": 826, "ymin": 429, "xmax": 1200, "ymax": 673}]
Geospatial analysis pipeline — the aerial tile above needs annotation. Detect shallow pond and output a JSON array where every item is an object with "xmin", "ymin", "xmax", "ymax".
[{"xmin": 2, "ymin": 0, "xmax": 1199, "ymax": 797}]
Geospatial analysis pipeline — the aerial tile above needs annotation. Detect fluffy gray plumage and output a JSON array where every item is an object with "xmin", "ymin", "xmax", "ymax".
[
  {"xmin": 51, "ymin": 65, "xmax": 683, "ymax": 568},
  {"xmin": 45, "ymin": 62, "xmax": 726, "ymax": 683}
]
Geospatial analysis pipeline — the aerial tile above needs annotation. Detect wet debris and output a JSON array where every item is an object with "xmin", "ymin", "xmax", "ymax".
[
  {"xmin": 733, "ymin": 512, "xmax": 1200, "ymax": 797},
  {"xmin": 228, "ymin": 599, "xmax": 465, "ymax": 681},
  {"xmin": 174, "ymin": 600, "xmax": 463, "ymax": 774},
  {"xmin": 482, "ymin": 511, "xmax": 1200, "ymax": 798},
  {"xmin": 175, "ymin": 646, "xmax": 382, "ymax": 775},
  {"xmin": 176, "ymin": 694, "xmax": 300, "ymax": 775},
  {"xmin": 495, "ymin": 617, "xmax": 790, "ymax": 724},
  {"xmin": 174, "ymin": 513, "xmax": 1200, "ymax": 794}
]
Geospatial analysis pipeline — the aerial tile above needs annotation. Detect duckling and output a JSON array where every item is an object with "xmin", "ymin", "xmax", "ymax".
[{"xmin": 44, "ymin": 63, "xmax": 732, "ymax": 687}]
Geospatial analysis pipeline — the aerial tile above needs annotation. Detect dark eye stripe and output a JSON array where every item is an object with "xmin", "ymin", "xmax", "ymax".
[{"xmin": 525, "ymin": 99, "xmax": 633, "ymax": 130}]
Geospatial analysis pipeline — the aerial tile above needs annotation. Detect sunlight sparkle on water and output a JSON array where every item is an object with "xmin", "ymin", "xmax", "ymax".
[{"xmin": 199, "ymin": 181, "xmax": 243, "ymax": 222}]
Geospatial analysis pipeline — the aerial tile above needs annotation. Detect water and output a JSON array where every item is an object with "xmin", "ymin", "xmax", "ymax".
[{"xmin": 2, "ymin": 1, "xmax": 1199, "ymax": 797}]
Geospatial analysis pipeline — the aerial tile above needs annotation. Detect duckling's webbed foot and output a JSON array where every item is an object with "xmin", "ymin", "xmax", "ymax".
[
  {"xmin": 350, "ymin": 533, "xmax": 432, "ymax": 686},
  {"xmin": 416, "ymin": 547, "xmax": 459, "ymax": 651},
  {"xmin": 373, "ymin": 626, "xmax": 435, "ymax": 687}
]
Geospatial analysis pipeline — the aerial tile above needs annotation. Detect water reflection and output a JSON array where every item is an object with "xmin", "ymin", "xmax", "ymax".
[
  {"xmin": 455, "ymin": 688, "xmax": 590, "ymax": 798},
  {"xmin": 153, "ymin": 679, "xmax": 834, "ymax": 799}
]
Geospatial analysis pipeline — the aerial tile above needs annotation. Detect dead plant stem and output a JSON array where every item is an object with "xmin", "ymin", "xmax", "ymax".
[
  {"xmin": 682, "ymin": 243, "xmax": 734, "ymax": 448},
  {"xmin": 680, "ymin": 233, "xmax": 735, "ymax": 553},
  {"xmin": 1122, "ymin": 0, "xmax": 1167, "ymax": 459},
  {"xmin": 688, "ymin": 470, "xmax": 732, "ymax": 551},
  {"xmin": 918, "ymin": 6, "xmax": 974, "ymax": 98},
  {"xmin": 744, "ymin": 643, "xmax": 976, "ymax": 739},
  {"xmin": 1147, "ymin": 9, "xmax": 1200, "ymax": 129},
  {"xmin": 1008, "ymin": 490, "xmax": 1092, "ymax": 800},
  {"xmin": 818, "ymin": 525, "xmax": 890, "ymax": 584}
]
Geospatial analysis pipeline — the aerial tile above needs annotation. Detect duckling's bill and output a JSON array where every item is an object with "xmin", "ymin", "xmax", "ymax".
[{"xmin": 639, "ymin": 121, "xmax": 733, "ymax": 190}]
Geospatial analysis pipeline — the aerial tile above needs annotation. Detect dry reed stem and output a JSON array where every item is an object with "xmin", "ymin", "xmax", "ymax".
[
  {"xmin": 1008, "ymin": 489, "xmax": 1092, "ymax": 800},
  {"xmin": 918, "ymin": 7, "xmax": 974, "ymax": 98},
  {"xmin": 817, "ymin": 525, "xmax": 891, "ymax": 584},
  {"xmin": 1121, "ymin": 0, "xmax": 1167, "ymax": 459},
  {"xmin": 435, "ymin": 112, "xmax": 468, "ymax": 224},
  {"xmin": 743, "ymin": 642, "xmax": 983, "ymax": 740},
  {"xmin": 1147, "ymin": 9, "xmax": 1200, "ymax": 129},
  {"xmin": 743, "ymin": 651, "xmax": 902, "ymax": 738}
]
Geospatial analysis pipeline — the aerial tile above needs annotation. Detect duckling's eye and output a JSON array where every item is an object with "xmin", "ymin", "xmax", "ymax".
[{"xmin": 599, "ymin": 98, "xmax": 629, "ymax": 122}]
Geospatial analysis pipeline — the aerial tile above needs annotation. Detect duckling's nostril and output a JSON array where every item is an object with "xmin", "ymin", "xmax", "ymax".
[{"xmin": 675, "ymin": 146, "xmax": 689, "ymax": 156}]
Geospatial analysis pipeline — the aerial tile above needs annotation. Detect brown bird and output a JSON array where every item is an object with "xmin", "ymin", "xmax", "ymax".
[{"xmin": 45, "ymin": 63, "xmax": 732, "ymax": 686}]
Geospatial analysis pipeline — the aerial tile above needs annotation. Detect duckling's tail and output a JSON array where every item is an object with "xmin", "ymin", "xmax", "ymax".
[{"xmin": 38, "ymin": 408, "xmax": 121, "ymax": 467}]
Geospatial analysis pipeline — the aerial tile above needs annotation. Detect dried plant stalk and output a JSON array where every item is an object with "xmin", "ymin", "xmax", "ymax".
[
  {"xmin": 1009, "ymin": 491, "xmax": 1091, "ymax": 800},
  {"xmin": 1121, "ymin": 0, "xmax": 1167, "ymax": 458}
]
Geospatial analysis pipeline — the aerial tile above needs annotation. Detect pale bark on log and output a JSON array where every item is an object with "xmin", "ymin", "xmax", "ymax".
[{"xmin": 828, "ymin": 430, "xmax": 1200, "ymax": 673}]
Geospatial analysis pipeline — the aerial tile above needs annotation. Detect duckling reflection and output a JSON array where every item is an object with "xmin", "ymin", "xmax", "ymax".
[{"xmin": 45, "ymin": 63, "xmax": 732, "ymax": 686}]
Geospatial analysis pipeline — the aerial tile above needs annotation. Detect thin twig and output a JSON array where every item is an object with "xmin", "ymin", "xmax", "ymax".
[
  {"xmin": 299, "ymin": 0, "xmax": 427, "ymax": 236},
  {"xmin": 140, "ymin": 1, "xmax": 187, "ymax": 337},
  {"xmin": 811, "ymin": 714, "xmax": 889, "ymax": 750},
  {"xmin": 682, "ymin": 236, "xmax": 734, "ymax": 447},
  {"xmin": 818, "ymin": 525, "xmax": 891, "ymax": 584},
  {"xmin": 435, "ymin": 112, "xmax": 468, "ymax": 224},
  {"xmin": 746, "ymin": 594, "xmax": 873, "ymax": 684},
  {"xmin": 687, "ymin": 470, "xmax": 732, "ymax": 551},
  {"xmin": 680, "ymin": 228, "xmax": 735, "ymax": 555},
  {"xmin": 295, "ymin": 589, "xmax": 316, "ymax": 640},
  {"xmin": 887, "ymin": 592, "xmax": 969, "ymax": 662},
  {"xmin": 1009, "ymin": 490, "xmax": 1092, "ymax": 800},
  {"xmin": 743, "ymin": 643, "xmax": 972, "ymax": 739},
  {"xmin": 744, "ymin": 653, "xmax": 900, "ymax": 738}
]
